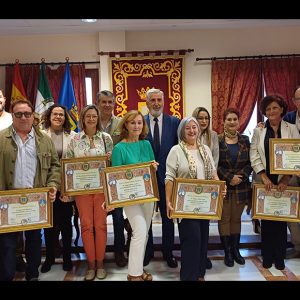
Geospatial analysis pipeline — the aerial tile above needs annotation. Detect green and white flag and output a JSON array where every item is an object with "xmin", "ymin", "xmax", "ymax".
[{"xmin": 35, "ymin": 63, "xmax": 54, "ymax": 115}]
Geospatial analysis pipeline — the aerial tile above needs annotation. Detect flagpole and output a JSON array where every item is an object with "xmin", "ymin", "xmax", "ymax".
[{"xmin": 0, "ymin": 61, "xmax": 100, "ymax": 67}]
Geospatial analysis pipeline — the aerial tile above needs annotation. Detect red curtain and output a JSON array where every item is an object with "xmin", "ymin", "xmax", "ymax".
[
  {"xmin": 111, "ymin": 56, "xmax": 184, "ymax": 119},
  {"xmin": 262, "ymin": 57, "xmax": 300, "ymax": 112},
  {"xmin": 211, "ymin": 59, "xmax": 262, "ymax": 134},
  {"xmin": 5, "ymin": 64, "xmax": 87, "ymax": 112}
]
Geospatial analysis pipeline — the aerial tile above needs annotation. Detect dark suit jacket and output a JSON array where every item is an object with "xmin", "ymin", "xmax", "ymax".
[
  {"xmin": 283, "ymin": 110, "xmax": 297, "ymax": 124},
  {"xmin": 145, "ymin": 113, "xmax": 180, "ymax": 185}
]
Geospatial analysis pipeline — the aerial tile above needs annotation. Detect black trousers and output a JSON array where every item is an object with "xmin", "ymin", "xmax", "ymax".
[
  {"xmin": 43, "ymin": 193, "xmax": 73, "ymax": 262},
  {"xmin": 261, "ymin": 219, "xmax": 287, "ymax": 262},
  {"xmin": 178, "ymin": 219, "xmax": 209, "ymax": 281}
]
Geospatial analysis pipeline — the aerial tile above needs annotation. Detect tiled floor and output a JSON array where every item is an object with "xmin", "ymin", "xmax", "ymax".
[
  {"xmin": 13, "ymin": 249, "xmax": 300, "ymax": 281},
  {"xmin": 13, "ymin": 211, "xmax": 300, "ymax": 281}
]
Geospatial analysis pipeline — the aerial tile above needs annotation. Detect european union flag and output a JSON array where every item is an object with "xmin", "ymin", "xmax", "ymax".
[{"xmin": 58, "ymin": 63, "xmax": 79, "ymax": 132}]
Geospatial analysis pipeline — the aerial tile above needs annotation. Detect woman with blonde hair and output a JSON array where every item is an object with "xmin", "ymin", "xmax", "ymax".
[{"xmin": 111, "ymin": 110, "xmax": 158, "ymax": 281}]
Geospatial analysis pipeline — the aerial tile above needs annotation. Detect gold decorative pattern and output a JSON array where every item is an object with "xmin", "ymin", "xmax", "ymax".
[{"xmin": 110, "ymin": 56, "xmax": 184, "ymax": 118}]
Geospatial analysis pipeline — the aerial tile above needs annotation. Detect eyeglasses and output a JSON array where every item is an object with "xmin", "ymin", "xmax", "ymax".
[
  {"xmin": 52, "ymin": 112, "xmax": 65, "ymax": 117},
  {"xmin": 196, "ymin": 117, "xmax": 210, "ymax": 121},
  {"xmin": 85, "ymin": 115, "xmax": 98, "ymax": 119},
  {"xmin": 13, "ymin": 112, "xmax": 33, "ymax": 118}
]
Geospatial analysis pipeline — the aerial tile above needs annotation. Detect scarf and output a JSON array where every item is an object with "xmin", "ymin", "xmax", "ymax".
[{"xmin": 179, "ymin": 140, "xmax": 213, "ymax": 180}]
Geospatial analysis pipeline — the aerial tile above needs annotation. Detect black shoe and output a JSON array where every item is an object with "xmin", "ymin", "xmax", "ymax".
[
  {"xmin": 143, "ymin": 254, "xmax": 154, "ymax": 267},
  {"xmin": 63, "ymin": 259, "xmax": 73, "ymax": 271},
  {"xmin": 16, "ymin": 255, "xmax": 26, "ymax": 272},
  {"xmin": 41, "ymin": 259, "xmax": 54, "ymax": 273},
  {"xmin": 115, "ymin": 252, "xmax": 127, "ymax": 268},
  {"xmin": 166, "ymin": 255, "xmax": 178, "ymax": 268},
  {"xmin": 275, "ymin": 260, "xmax": 285, "ymax": 270},
  {"xmin": 262, "ymin": 259, "xmax": 272, "ymax": 269},
  {"xmin": 206, "ymin": 257, "xmax": 212, "ymax": 269}
]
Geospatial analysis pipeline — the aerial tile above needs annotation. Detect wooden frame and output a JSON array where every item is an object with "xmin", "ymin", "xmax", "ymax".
[
  {"xmin": 103, "ymin": 162, "xmax": 159, "ymax": 208},
  {"xmin": 270, "ymin": 138, "xmax": 300, "ymax": 174},
  {"xmin": 0, "ymin": 187, "xmax": 52, "ymax": 233},
  {"xmin": 252, "ymin": 184, "xmax": 300, "ymax": 222},
  {"xmin": 170, "ymin": 178, "xmax": 225, "ymax": 220},
  {"xmin": 61, "ymin": 156, "xmax": 109, "ymax": 196}
]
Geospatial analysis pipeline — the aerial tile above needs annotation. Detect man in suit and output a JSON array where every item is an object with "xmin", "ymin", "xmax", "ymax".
[
  {"xmin": 97, "ymin": 90, "xmax": 128, "ymax": 267},
  {"xmin": 144, "ymin": 88, "xmax": 180, "ymax": 268},
  {"xmin": 283, "ymin": 86, "xmax": 300, "ymax": 259}
]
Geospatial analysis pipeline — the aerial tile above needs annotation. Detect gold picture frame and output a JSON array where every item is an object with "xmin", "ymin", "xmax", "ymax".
[
  {"xmin": 102, "ymin": 161, "xmax": 159, "ymax": 208},
  {"xmin": 170, "ymin": 178, "xmax": 225, "ymax": 220},
  {"xmin": 61, "ymin": 156, "xmax": 109, "ymax": 196},
  {"xmin": 0, "ymin": 187, "xmax": 52, "ymax": 233},
  {"xmin": 252, "ymin": 183, "xmax": 300, "ymax": 222},
  {"xmin": 270, "ymin": 138, "xmax": 300, "ymax": 174}
]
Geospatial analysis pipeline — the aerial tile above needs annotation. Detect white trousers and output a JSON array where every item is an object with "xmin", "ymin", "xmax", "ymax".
[{"xmin": 124, "ymin": 202, "xmax": 154, "ymax": 276}]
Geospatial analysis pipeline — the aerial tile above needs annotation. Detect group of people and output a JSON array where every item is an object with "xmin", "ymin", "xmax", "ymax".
[{"xmin": 0, "ymin": 85, "xmax": 300, "ymax": 281}]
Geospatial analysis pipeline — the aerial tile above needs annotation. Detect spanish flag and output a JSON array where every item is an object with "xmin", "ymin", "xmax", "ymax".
[{"xmin": 11, "ymin": 61, "xmax": 27, "ymax": 102}]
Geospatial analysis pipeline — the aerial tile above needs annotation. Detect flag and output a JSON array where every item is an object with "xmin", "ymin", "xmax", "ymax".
[
  {"xmin": 58, "ymin": 63, "xmax": 79, "ymax": 132},
  {"xmin": 11, "ymin": 62, "xmax": 27, "ymax": 102},
  {"xmin": 35, "ymin": 63, "xmax": 54, "ymax": 115}
]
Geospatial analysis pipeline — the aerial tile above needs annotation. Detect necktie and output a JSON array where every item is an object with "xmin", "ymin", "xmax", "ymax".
[{"xmin": 153, "ymin": 117, "xmax": 160, "ymax": 158}]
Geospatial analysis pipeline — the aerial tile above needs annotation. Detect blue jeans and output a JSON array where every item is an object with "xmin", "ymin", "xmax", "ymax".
[{"xmin": 0, "ymin": 229, "xmax": 42, "ymax": 281}]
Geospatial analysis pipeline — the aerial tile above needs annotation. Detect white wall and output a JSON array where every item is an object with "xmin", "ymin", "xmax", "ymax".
[{"xmin": 1, "ymin": 25, "xmax": 300, "ymax": 117}]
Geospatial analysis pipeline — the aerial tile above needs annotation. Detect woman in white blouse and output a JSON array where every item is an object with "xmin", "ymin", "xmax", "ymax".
[
  {"xmin": 65, "ymin": 104, "xmax": 113, "ymax": 281},
  {"xmin": 165, "ymin": 116, "xmax": 225, "ymax": 281}
]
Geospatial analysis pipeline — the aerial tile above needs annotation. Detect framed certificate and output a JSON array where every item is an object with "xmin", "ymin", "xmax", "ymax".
[
  {"xmin": 252, "ymin": 184, "xmax": 300, "ymax": 222},
  {"xmin": 270, "ymin": 138, "xmax": 300, "ymax": 174},
  {"xmin": 170, "ymin": 178, "xmax": 225, "ymax": 220},
  {"xmin": 103, "ymin": 161, "xmax": 159, "ymax": 208},
  {"xmin": 61, "ymin": 156, "xmax": 109, "ymax": 196},
  {"xmin": 0, "ymin": 187, "xmax": 52, "ymax": 234}
]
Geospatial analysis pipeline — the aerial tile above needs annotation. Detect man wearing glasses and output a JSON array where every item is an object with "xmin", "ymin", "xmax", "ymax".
[
  {"xmin": 283, "ymin": 86, "xmax": 300, "ymax": 259},
  {"xmin": 0, "ymin": 99, "xmax": 60, "ymax": 281}
]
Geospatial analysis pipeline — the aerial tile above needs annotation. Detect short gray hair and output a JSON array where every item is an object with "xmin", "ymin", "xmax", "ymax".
[
  {"xmin": 146, "ymin": 88, "xmax": 164, "ymax": 102},
  {"xmin": 177, "ymin": 116, "xmax": 200, "ymax": 142},
  {"xmin": 96, "ymin": 90, "xmax": 115, "ymax": 104}
]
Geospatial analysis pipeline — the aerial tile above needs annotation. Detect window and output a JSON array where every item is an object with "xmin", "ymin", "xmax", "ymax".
[{"xmin": 85, "ymin": 78, "xmax": 93, "ymax": 105}]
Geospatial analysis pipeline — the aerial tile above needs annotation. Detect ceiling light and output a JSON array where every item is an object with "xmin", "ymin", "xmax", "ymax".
[{"xmin": 81, "ymin": 19, "xmax": 97, "ymax": 23}]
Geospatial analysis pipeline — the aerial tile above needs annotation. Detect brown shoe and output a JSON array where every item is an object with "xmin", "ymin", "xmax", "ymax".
[
  {"xmin": 142, "ymin": 270, "xmax": 153, "ymax": 281},
  {"xmin": 127, "ymin": 274, "xmax": 144, "ymax": 281},
  {"xmin": 115, "ymin": 252, "xmax": 127, "ymax": 267},
  {"xmin": 198, "ymin": 277, "xmax": 205, "ymax": 281}
]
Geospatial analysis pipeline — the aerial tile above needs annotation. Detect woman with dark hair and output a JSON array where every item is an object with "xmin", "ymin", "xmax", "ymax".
[
  {"xmin": 41, "ymin": 104, "xmax": 75, "ymax": 273},
  {"xmin": 218, "ymin": 108, "xmax": 252, "ymax": 267},
  {"xmin": 250, "ymin": 95, "xmax": 300, "ymax": 270},
  {"xmin": 65, "ymin": 104, "xmax": 113, "ymax": 281}
]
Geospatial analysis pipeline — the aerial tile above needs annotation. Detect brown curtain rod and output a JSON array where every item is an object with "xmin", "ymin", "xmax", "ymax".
[
  {"xmin": 99, "ymin": 49, "xmax": 194, "ymax": 57},
  {"xmin": 196, "ymin": 53, "xmax": 300, "ymax": 61},
  {"xmin": 0, "ymin": 61, "xmax": 100, "ymax": 67}
]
